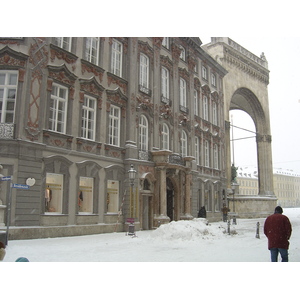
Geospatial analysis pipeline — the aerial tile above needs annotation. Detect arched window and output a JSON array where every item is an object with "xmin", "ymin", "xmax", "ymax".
[
  {"xmin": 161, "ymin": 123, "xmax": 170, "ymax": 150},
  {"xmin": 181, "ymin": 130, "xmax": 188, "ymax": 157},
  {"xmin": 194, "ymin": 89, "xmax": 199, "ymax": 116},
  {"xmin": 139, "ymin": 115, "xmax": 148, "ymax": 150},
  {"xmin": 212, "ymin": 102, "xmax": 218, "ymax": 125}
]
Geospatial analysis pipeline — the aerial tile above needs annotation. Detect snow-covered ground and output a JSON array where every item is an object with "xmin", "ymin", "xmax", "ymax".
[{"xmin": 2, "ymin": 207, "xmax": 299, "ymax": 299}]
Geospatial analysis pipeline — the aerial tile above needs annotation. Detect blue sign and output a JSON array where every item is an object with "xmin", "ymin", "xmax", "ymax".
[
  {"xmin": 0, "ymin": 176, "xmax": 12, "ymax": 181},
  {"xmin": 12, "ymin": 183, "xmax": 29, "ymax": 189}
]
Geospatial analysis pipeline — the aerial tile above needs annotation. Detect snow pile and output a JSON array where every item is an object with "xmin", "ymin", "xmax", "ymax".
[{"xmin": 150, "ymin": 218, "xmax": 226, "ymax": 241}]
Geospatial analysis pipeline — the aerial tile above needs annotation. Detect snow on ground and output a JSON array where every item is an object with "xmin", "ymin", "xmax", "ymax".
[{"xmin": 2, "ymin": 208, "xmax": 300, "ymax": 299}]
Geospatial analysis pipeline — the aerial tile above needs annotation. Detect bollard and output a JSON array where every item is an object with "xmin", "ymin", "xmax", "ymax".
[
  {"xmin": 227, "ymin": 220, "xmax": 231, "ymax": 235},
  {"xmin": 232, "ymin": 215, "xmax": 237, "ymax": 225},
  {"xmin": 256, "ymin": 222, "xmax": 260, "ymax": 239}
]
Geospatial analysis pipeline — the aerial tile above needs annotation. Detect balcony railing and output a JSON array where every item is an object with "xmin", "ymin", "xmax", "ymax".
[
  {"xmin": 139, "ymin": 149, "xmax": 152, "ymax": 161},
  {"xmin": 0, "ymin": 123, "xmax": 15, "ymax": 139},
  {"xmin": 168, "ymin": 154, "xmax": 185, "ymax": 166},
  {"xmin": 139, "ymin": 84, "xmax": 151, "ymax": 96}
]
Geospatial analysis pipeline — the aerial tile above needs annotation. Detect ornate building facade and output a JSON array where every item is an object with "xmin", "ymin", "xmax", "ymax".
[{"xmin": 0, "ymin": 37, "xmax": 228, "ymax": 239}]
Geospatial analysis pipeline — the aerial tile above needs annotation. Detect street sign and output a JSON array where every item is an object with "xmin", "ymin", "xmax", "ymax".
[
  {"xmin": 0, "ymin": 176, "xmax": 12, "ymax": 181},
  {"xmin": 12, "ymin": 183, "xmax": 29, "ymax": 189}
]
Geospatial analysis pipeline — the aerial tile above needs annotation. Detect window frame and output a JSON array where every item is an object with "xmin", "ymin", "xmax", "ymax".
[
  {"xmin": 111, "ymin": 39, "xmax": 123, "ymax": 77},
  {"xmin": 179, "ymin": 77, "xmax": 187, "ymax": 108},
  {"xmin": 162, "ymin": 123, "xmax": 170, "ymax": 150},
  {"xmin": 194, "ymin": 89, "xmax": 199, "ymax": 116},
  {"xmin": 81, "ymin": 95, "xmax": 97, "ymax": 141},
  {"xmin": 85, "ymin": 37, "xmax": 100, "ymax": 65},
  {"xmin": 49, "ymin": 83, "xmax": 68, "ymax": 134},
  {"xmin": 204, "ymin": 140, "xmax": 210, "ymax": 167},
  {"xmin": 195, "ymin": 136, "xmax": 200, "ymax": 165},
  {"xmin": 54, "ymin": 37, "xmax": 72, "ymax": 52},
  {"xmin": 139, "ymin": 114, "xmax": 148, "ymax": 151},
  {"xmin": 181, "ymin": 130, "xmax": 188, "ymax": 157},
  {"xmin": 139, "ymin": 53, "xmax": 149, "ymax": 89},
  {"xmin": 108, "ymin": 105, "xmax": 121, "ymax": 147},
  {"xmin": 203, "ymin": 96, "xmax": 209, "ymax": 121},
  {"xmin": 0, "ymin": 70, "xmax": 18, "ymax": 123}
]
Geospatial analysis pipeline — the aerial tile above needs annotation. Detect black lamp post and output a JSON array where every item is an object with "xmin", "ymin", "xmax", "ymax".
[
  {"xmin": 232, "ymin": 183, "xmax": 237, "ymax": 225},
  {"xmin": 128, "ymin": 164, "xmax": 136, "ymax": 218}
]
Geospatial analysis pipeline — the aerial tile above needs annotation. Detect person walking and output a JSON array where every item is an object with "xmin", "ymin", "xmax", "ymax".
[{"xmin": 264, "ymin": 206, "xmax": 292, "ymax": 262}]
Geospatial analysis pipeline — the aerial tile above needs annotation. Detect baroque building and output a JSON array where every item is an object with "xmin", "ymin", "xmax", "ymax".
[{"xmin": 0, "ymin": 37, "xmax": 228, "ymax": 239}]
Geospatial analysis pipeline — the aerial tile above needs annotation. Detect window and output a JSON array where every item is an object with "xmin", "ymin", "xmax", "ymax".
[
  {"xmin": 111, "ymin": 39, "xmax": 123, "ymax": 77},
  {"xmin": 54, "ymin": 37, "xmax": 72, "ymax": 52},
  {"xmin": 107, "ymin": 180, "xmax": 119, "ymax": 213},
  {"xmin": 85, "ymin": 37, "xmax": 100, "ymax": 65},
  {"xmin": 139, "ymin": 53, "xmax": 149, "ymax": 89},
  {"xmin": 211, "ymin": 73, "xmax": 216, "ymax": 87},
  {"xmin": 179, "ymin": 78, "xmax": 187, "ymax": 108},
  {"xmin": 179, "ymin": 46, "xmax": 186, "ymax": 61},
  {"xmin": 0, "ymin": 70, "xmax": 18, "ymax": 123},
  {"xmin": 81, "ymin": 95, "xmax": 96, "ymax": 140},
  {"xmin": 195, "ymin": 136, "xmax": 200, "ymax": 165},
  {"xmin": 212, "ymin": 102, "xmax": 218, "ymax": 125},
  {"xmin": 194, "ymin": 89, "xmax": 199, "ymax": 116},
  {"xmin": 213, "ymin": 144, "xmax": 219, "ymax": 169},
  {"xmin": 78, "ymin": 177, "xmax": 94, "ymax": 213},
  {"xmin": 204, "ymin": 140, "xmax": 210, "ymax": 167},
  {"xmin": 108, "ymin": 105, "xmax": 120, "ymax": 146},
  {"xmin": 49, "ymin": 84, "xmax": 68, "ymax": 134},
  {"xmin": 202, "ymin": 66, "xmax": 208, "ymax": 80},
  {"xmin": 139, "ymin": 115, "xmax": 148, "ymax": 151},
  {"xmin": 162, "ymin": 123, "xmax": 169, "ymax": 150},
  {"xmin": 181, "ymin": 130, "xmax": 188, "ymax": 157},
  {"xmin": 161, "ymin": 67, "xmax": 170, "ymax": 102},
  {"xmin": 203, "ymin": 96, "xmax": 209, "ymax": 121},
  {"xmin": 45, "ymin": 173, "xmax": 63, "ymax": 213},
  {"xmin": 162, "ymin": 37, "xmax": 169, "ymax": 49}
]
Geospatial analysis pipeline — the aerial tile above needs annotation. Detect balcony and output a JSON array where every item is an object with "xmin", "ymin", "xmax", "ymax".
[
  {"xmin": 0, "ymin": 123, "xmax": 15, "ymax": 139},
  {"xmin": 138, "ymin": 149, "xmax": 152, "ymax": 161},
  {"xmin": 139, "ymin": 85, "xmax": 151, "ymax": 96}
]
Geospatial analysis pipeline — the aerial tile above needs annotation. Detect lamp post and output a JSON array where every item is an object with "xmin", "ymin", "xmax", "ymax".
[
  {"xmin": 128, "ymin": 164, "xmax": 136, "ymax": 218},
  {"xmin": 127, "ymin": 164, "xmax": 136, "ymax": 236}
]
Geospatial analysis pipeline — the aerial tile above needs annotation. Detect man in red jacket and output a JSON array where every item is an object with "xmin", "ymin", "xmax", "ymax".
[{"xmin": 264, "ymin": 206, "xmax": 292, "ymax": 262}]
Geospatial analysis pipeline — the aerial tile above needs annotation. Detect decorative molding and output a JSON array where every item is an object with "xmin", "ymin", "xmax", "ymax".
[
  {"xmin": 50, "ymin": 43, "xmax": 78, "ymax": 65},
  {"xmin": 81, "ymin": 59, "xmax": 104, "ymax": 82}
]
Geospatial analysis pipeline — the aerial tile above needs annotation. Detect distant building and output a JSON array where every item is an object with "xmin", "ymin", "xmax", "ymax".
[{"xmin": 236, "ymin": 167, "xmax": 300, "ymax": 207}]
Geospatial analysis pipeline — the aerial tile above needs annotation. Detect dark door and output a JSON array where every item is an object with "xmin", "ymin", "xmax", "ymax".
[{"xmin": 166, "ymin": 178, "xmax": 174, "ymax": 221}]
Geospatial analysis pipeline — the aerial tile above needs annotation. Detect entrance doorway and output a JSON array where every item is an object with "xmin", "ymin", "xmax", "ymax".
[
  {"xmin": 166, "ymin": 178, "xmax": 174, "ymax": 221},
  {"xmin": 142, "ymin": 195, "xmax": 152, "ymax": 230}
]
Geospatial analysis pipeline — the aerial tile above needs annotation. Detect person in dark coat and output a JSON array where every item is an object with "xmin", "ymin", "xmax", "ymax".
[
  {"xmin": 198, "ymin": 206, "xmax": 206, "ymax": 218},
  {"xmin": 264, "ymin": 206, "xmax": 292, "ymax": 262}
]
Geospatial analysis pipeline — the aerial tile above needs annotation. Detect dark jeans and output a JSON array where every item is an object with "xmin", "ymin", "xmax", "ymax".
[{"xmin": 270, "ymin": 248, "xmax": 289, "ymax": 262}]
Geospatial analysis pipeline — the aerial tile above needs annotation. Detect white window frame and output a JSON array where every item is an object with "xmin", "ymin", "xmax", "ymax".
[
  {"xmin": 214, "ymin": 144, "xmax": 219, "ymax": 169},
  {"xmin": 108, "ymin": 105, "xmax": 120, "ymax": 146},
  {"xmin": 111, "ymin": 39, "xmax": 123, "ymax": 77},
  {"xmin": 81, "ymin": 95, "xmax": 96, "ymax": 140},
  {"xmin": 162, "ymin": 37, "xmax": 169, "ymax": 49},
  {"xmin": 212, "ymin": 102, "xmax": 218, "ymax": 125},
  {"xmin": 179, "ymin": 77, "xmax": 187, "ymax": 108},
  {"xmin": 181, "ymin": 130, "xmax": 188, "ymax": 157},
  {"xmin": 211, "ymin": 73, "xmax": 216, "ymax": 87},
  {"xmin": 139, "ymin": 53, "xmax": 149, "ymax": 89},
  {"xmin": 179, "ymin": 45, "xmax": 186, "ymax": 61},
  {"xmin": 0, "ymin": 70, "xmax": 18, "ymax": 123},
  {"xmin": 195, "ymin": 136, "xmax": 200, "ymax": 165},
  {"xmin": 162, "ymin": 123, "xmax": 169, "ymax": 150},
  {"xmin": 139, "ymin": 115, "xmax": 148, "ymax": 151},
  {"xmin": 203, "ymin": 96, "xmax": 209, "ymax": 121},
  {"xmin": 205, "ymin": 140, "xmax": 210, "ymax": 167},
  {"xmin": 49, "ymin": 83, "xmax": 68, "ymax": 134},
  {"xmin": 194, "ymin": 89, "xmax": 199, "ymax": 116},
  {"xmin": 161, "ymin": 67, "xmax": 170, "ymax": 100},
  {"xmin": 202, "ymin": 66, "xmax": 208, "ymax": 80},
  {"xmin": 54, "ymin": 37, "xmax": 72, "ymax": 52},
  {"xmin": 85, "ymin": 37, "xmax": 100, "ymax": 65}
]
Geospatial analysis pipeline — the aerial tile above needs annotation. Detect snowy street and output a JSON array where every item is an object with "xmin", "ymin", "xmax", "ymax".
[
  {"xmin": 2, "ymin": 208, "xmax": 299, "ymax": 300},
  {"xmin": 2, "ymin": 207, "xmax": 300, "ymax": 262}
]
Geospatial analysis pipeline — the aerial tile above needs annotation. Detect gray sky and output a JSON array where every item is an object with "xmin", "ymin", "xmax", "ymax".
[{"xmin": 202, "ymin": 37, "xmax": 300, "ymax": 173}]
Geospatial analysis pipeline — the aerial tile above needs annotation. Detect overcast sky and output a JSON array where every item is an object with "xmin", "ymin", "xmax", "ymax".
[{"xmin": 201, "ymin": 37, "xmax": 300, "ymax": 173}]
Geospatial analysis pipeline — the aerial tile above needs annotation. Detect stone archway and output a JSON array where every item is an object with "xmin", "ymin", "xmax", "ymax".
[{"xmin": 203, "ymin": 37, "xmax": 277, "ymax": 216}]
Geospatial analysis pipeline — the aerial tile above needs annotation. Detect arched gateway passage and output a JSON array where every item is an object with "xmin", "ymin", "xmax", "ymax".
[{"xmin": 204, "ymin": 37, "xmax": 277, "ymax": 217}]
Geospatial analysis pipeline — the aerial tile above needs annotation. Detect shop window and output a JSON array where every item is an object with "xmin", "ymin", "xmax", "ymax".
[
  {"xmin": 78, "ymin": 177, "xmax": 94, "ymax": 213},
  {"xmin": 106, "ymin": 180, "xmax": 119, "ymax": 213},
  {"xmin": 45, "ymin": 173, "xmax": 63, "ymax": 213}
]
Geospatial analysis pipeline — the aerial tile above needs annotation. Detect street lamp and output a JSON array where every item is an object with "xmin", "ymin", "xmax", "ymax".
[{"xmin": 127, "ymin": 165, "xmax": 136, "ymax": 236}]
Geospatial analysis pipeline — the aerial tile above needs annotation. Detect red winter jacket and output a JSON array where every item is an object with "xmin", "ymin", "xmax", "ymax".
[{"xmin": 264, "ymin": 213, "xmax": 292, "ymax": 249}]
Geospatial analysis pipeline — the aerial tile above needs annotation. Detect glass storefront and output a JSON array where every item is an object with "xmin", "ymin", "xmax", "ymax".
[
  {"xmin": 78, "ymin": 177, "xmax": 94, "ymax": 213},
  {"xmin": 45, "ymin": 173, "xmax": 63, "ymax": 213}
]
